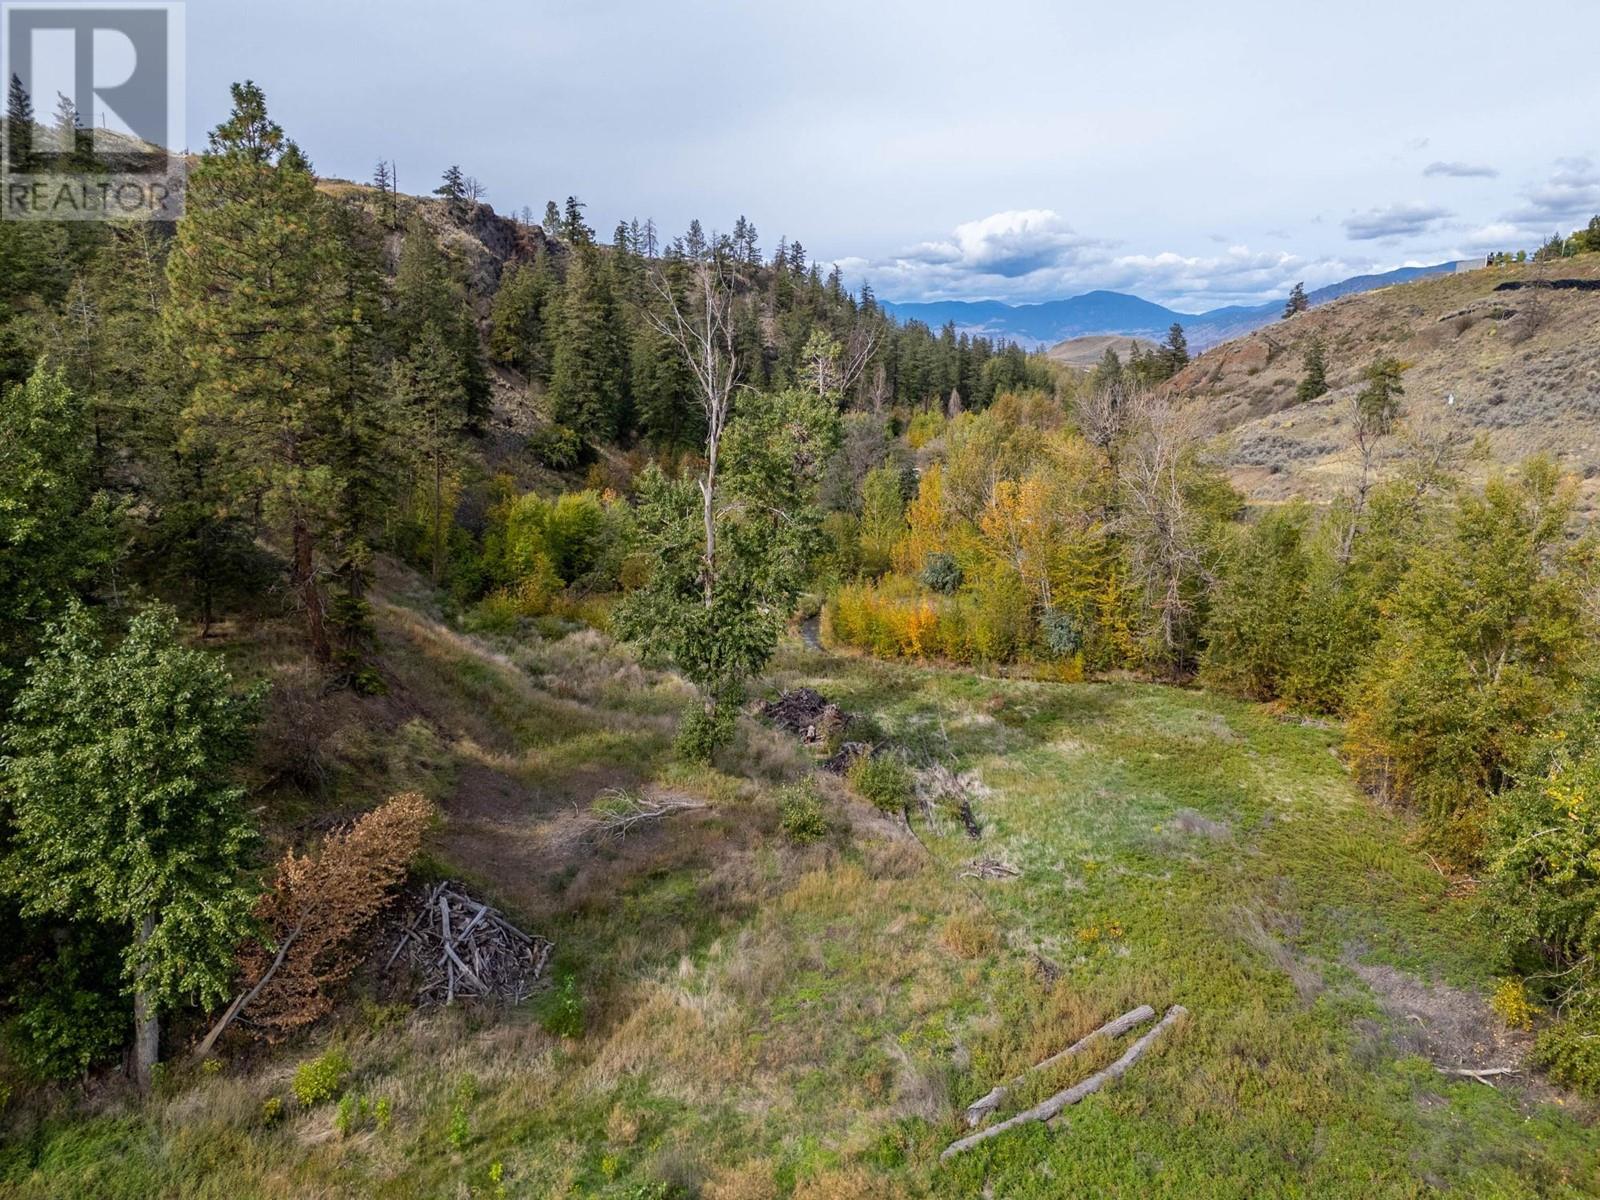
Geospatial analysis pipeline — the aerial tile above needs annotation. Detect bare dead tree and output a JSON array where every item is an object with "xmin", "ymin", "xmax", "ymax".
[
  {"xmin": 1117, "ymin": 389, "xmax": 1212, "ymax": 672},
  {"xmin": 866, "ymin": 362, "xmax": 890, "ymax": 415},
  {"xmin": 1074, "ymin": 377, "xmax": 1135, "ymax": 497},
  {"xmin": 800, "ymin": 326, "xmax": 879, "ymax": 402},
  {"xmin": 647, "ymin": 259, "xmax": 739, "ymax": 605}
]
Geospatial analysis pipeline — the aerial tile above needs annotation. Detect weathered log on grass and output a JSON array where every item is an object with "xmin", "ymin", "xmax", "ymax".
[
  {"xmin": 941, "ymin": 1005, "xmax": 1187, "ymax": 1161},
  {"xmin": 961, "ymin": 1004, "xmax": 1156, "ymax": 1127}
]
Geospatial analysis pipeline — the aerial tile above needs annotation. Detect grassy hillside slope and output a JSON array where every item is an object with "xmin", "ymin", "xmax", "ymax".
[
  {"xmin": 1173, "ymin": 259, "xmax": 1600, "ymax": 508},
  {"xmin": 3, "ymin": 569, "xmax": 1596, "ymax": 1198}
]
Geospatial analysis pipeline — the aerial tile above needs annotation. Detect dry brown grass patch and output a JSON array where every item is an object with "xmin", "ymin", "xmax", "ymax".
[{"xmin": 939, "ymin": 912, "xmax": 999, "ymax": 959}]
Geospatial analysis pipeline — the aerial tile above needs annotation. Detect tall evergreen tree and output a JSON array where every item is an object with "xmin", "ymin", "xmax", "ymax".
[
  {"xmin": 392, "ymin": 217, "xmax": 490, "ymax": 428},
  {"xmin": 548, "ymin": 248, "xmax": 624, "ymax": 440},
  {"xmin": 390, "ymin": 323, "xmax": 467, "ymax": 584},
  {"xmin": 563, "ymin": 195, "xmax": 592, "ymax": 244},
  {"xmin": 1283, "ymin": 281, "xmax": 1309, "ymax": 318},
  {"xmin": 0, "ymin": 364, "xmax": 119, "ymax": 699},
  {"xmin": 163, "ymin": 82, "xmax": 350, "ymax": 663},
  {"xmin": 435, "ymin": 164, "xmax": 468, "ymax": 222},
  {"xmin": 1160, "ymin": 323, "xmax": 1190, "ymax": 376},
  {"xmin": 6, "ymin": 72, "xmax": 34, "ymax": 172},
  {"xmin": 542, "ymin": 199, "xmax": 561, "ymax": 236},
  {"xmin": 1296, "ymin": 336, "xmax": 1329, "ymax": 403}
]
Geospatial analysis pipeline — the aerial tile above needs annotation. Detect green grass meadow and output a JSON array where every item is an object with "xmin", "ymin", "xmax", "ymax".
[{"xmin": 3, "ymin": 622, "xmax": 1597, "ymax": 1199}]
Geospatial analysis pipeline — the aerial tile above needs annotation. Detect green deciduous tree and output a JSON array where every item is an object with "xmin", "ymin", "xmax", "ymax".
[
  {"xmin": 1347, "ymin": 459, "xmax": 1593, "ymax": 859},
  {"xmin": 2, "ymin": 604, "xmax": 261, "ymax": 1090}
]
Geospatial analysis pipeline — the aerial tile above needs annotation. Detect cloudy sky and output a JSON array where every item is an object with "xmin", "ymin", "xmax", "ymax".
[{"xmin": 186, "ymin": 0, "xmax": 1600, "ymax": 311}]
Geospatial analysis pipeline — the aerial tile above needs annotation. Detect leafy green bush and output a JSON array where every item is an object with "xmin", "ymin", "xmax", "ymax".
[
  {"xmin": 675, "ymin": 699, "xmax": 736, "ymax": 764},
  {"xmin": 1534, "ymin": 1015, "xmax": 1600, "ymax": 1094},
  {"xmin": 292, "ymin": 1047, "xmax": 352, "ymax": 1107},
  {"xmin": 536, "ymin": 973, "xmax": 585, "ymax": 1039},
  {"xmin": 1, "ymin": 928, "xmax": 126, "ymax": 1081},
  {"xmin": 848, "ymin": 751, "xmax": 912, "ymax": 812},
  {"xmin": 1348, "ymin": 461, "xmax": 1589, "ymax": 858},
  {"xmin": 528, "ymin": 423, "xmax": 585, "ymax": 470},
  {"xmin": 779, "ymin": 782, "xmax": 829, "ymax": 844}
]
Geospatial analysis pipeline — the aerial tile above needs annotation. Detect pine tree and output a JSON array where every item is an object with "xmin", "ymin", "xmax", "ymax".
[
  {"xmin": 0, "ymin": 364, "xmax": 119, "ymax": 697},
  {"xmin": 1283, "ymin": 281, "xmax": 1309, "ymax": 318},
  {"xmin": 488, "ymin": 255, "xmax": 554, "ymax": 377},
  {"xmin": 630, "ymin": 316, "xmax": 703, "ymax": 449},
  {"xmin": 548, "ymin": 248, "xmax": 624, "ymax": 440},
  {"xmin": 6, "ymin": 72, "xmax": 34, "ymax": 173},
  {"xmin": 563, "ymin": 195, "xmax": 591, "ymax": 244},
  {"xmin": 1295, "ymin": 336, "xmax": 1329, "ymax": 403},
  {"xmin": 685, "ymin": 218, "xmax": 706, "ymax": 259},
  {"xmin": 1160, "ymin": 323, "xmax": 1189, "ymax": 376},
  {"xmin": 393, "ymin": 216, "xmax": 490, "ymax": 428},
  {"xmin": 542, "ymin": 199, "xmax": 561, "ymax": 236},
  {"xmin": 390, "ymin": 323, "xmax": 466, "ymax": 584},
  {"xmin": 435, "ymin": 164, "xmax": 468, "ymax": 222},
  {"xmin": 163, "ymin": 82, "xmax": 349, "ymax": 663},
  {"xmin": 322, "ymin": 203, "xmax": 397, "ymax": 683},
  {"xmin": 372, "ymin": 159, "xmax": 396, "ymax": 227}
]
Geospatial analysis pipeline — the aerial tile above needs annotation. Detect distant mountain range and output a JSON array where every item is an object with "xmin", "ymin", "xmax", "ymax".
[{"xmin": 880, "ymin": 262, "xmax": 1468, "ymax": 351}]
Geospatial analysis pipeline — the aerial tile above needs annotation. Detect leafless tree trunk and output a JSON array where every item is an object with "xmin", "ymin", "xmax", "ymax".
[
  {"xmin": 647, "ymin": 260, "xmax": 739, "ymax": 607},
  {"xmin": 292, "ymin": 517, "xmax": 332, "ymax": 665},
  {"xmin": 1117, "ymin": 389, "xmax": 1210, "ymax": 671}
]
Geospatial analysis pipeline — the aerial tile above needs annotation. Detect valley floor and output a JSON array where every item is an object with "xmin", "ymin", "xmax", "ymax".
[{"xmin": 4, "ymin": 595, "xmax": 1598, "ymax": 1198}]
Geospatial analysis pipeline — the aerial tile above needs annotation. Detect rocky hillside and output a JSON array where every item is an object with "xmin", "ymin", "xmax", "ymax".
[{"xmin": 1173, "ymin": 258, "xmax": 1600, "ymax": 507}]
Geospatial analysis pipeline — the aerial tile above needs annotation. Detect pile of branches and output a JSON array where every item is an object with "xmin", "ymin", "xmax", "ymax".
[
  {"xmin": 761, "ymin": 688, "xmax": 852, "ymax": 745},
  {"xmin": 386, "ymin": 882, "xmax": 553, "ymax": 1007}
]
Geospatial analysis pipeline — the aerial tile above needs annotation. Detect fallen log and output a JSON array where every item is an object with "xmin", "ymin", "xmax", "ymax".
[
  {"xmin": 941, "ymin": 1005, "xmax": 1187, "ymax": 1161},
  {"xmin": 191, "ymin": 919, "xmax": 305, "ymax": 1060},
  {"xmin": 962, "ymin": 1004, "xmax": 1155, "ymax": 1127}
]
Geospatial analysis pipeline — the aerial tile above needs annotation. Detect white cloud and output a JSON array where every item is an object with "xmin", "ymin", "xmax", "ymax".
[
  {"xmin": 901, "ymin": 209, "xmax": 1101, "ymax": 278},
  {"xmin": 839, "ymin": 209, "xmax": 1362, "ymax": 309},
  {"xmin": 1423, "ymin": 160, "xmax": 1499, "ymax": 179},
  {"xmin": 1504, "ymin": 156, "xmax": 1600, "ymax": 226},
  {"xmin": 1343, "ymin": 201, "xmax": 1453, "ymax": 241}
]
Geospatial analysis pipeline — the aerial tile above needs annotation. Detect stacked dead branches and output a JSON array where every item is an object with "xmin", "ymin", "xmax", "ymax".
[
  {"xmin": 761, "ymin": 688, "xmax": 852, "ymax": 744},
  {"xmin": 387, "ymin": 882, "xmax": 553, "ymax": 1007}
]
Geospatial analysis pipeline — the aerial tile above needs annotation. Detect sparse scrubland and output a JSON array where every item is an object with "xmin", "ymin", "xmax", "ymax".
[{"xmin": 8, "ymin": 78, "xmax": 1600, "ymax": 1199}]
